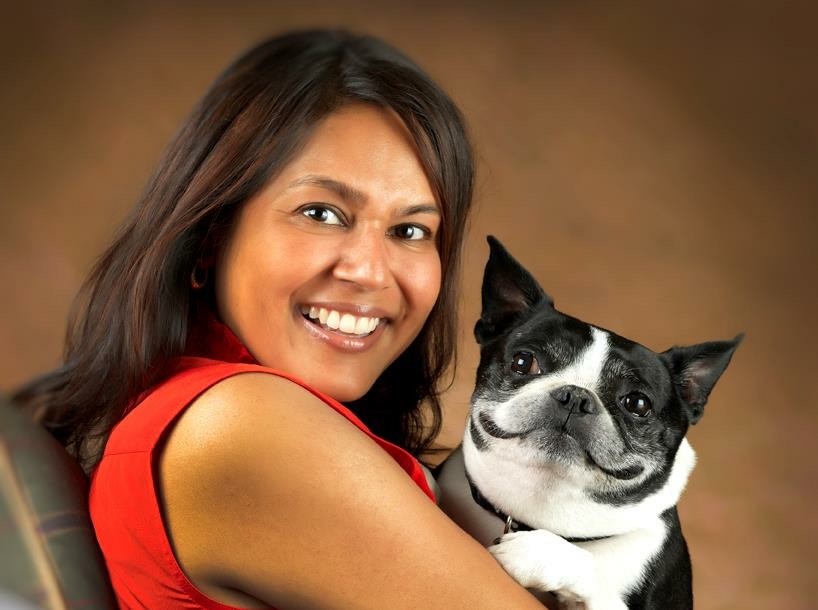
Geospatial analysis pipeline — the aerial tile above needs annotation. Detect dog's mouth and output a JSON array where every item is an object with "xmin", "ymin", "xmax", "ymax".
[
  {"xmin": 547, "ymin": 424, "xmax": 645, "ymax": 481},
  {"xmin": 482, "ymin": 413, "xmax": 646, "ymax": 482},
  {"xmin": 583, "ymin": 449, "xmax": 644, "ymax": 480},
  {"xmin": 477, "ymin": 412, "xmax": 528, "ymax": 440}
]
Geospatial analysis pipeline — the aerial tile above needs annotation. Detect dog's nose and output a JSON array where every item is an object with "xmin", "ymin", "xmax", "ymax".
[{"xmin": 552, "ymin": 385, "xmax": 597, "ymax": 414}]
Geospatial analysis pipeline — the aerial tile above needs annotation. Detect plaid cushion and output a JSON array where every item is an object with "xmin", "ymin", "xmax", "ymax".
[{"xmin": 0, "ymin": 397, "xmax": 117, "ymax": 609}]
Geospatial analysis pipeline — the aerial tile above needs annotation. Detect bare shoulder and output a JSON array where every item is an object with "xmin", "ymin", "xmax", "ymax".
[
  {"xmin": 162, "ymin": 371, "xmax": 356, "ymax": 466},
  {"xmin": 158, "ymin": 372, "xmax": 543, "ymax": 610},
  {"xmin": 160, "ymin": 371, "xmax": 400, "ymax": 503},
  {"xmin": 158, "ymin": 372, "xmax": 376, "ymax": 605},
  {"xmin": 160, "ymin": 371, "xmax": 396, "ymax": 512}
]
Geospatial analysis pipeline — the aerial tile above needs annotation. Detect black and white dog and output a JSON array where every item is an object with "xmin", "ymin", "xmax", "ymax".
[{"xmin": 438, "ymin": 237, "xmax": 741, "ymax": 610}]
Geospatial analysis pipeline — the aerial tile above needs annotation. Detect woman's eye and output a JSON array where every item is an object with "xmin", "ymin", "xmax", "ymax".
[
  {"xmin": 620, "ymin": 392, "xmax": 653, "ymax": 417},
  {"xmin": 391, "ymin": 224, "xmax": 430, "ymax": 241},
  {"xmin": 302, "ymin": 205, "xmax": 344, "ymax": 225},
  {"xmin": 510, "ymin": 351, "xmax": 541, "ymax": 375}
]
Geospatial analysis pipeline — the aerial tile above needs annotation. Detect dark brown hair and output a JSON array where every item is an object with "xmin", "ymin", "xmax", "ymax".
[{"xmin": 14, "ymin": 29, "xmax": 474, "ymax": 470}]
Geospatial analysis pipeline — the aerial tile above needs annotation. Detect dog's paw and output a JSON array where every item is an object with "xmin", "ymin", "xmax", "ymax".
[{"xmin": 488, "ymin": 530, "xmax": 595, "ymax": 601}]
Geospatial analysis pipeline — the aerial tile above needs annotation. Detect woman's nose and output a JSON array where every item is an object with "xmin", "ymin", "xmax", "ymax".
[{"xmin": 332, "ymin": 227, "xmax": 391, "ymax": 290}]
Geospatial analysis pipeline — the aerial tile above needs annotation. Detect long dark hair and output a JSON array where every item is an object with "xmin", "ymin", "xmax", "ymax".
[{"xmin": 14, "ymin": 29, "xmax": 474, "ymax": 471}]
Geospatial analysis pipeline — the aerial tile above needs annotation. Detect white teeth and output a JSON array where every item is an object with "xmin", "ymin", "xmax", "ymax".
[
  {"xmin": 354, "ymin": 317, "xmax": 370, "ymax": 335},
  {"xmin": 302, "ymin": 306, "xmax": 381, "ymax": 336},
  {"xmin": 339, "ymin": 314, "xmax": 357, "ymax": 333},
  {"xmin": 326, "ymin": 310, "xmax": 341, "ymax": 330}
]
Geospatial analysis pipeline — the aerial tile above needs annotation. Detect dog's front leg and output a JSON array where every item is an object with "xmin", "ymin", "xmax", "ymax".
[
  {"xmin": 489, "ymin": 530, "xmax": 598, "ymax": 607},
  {"xmin": 572, "ymin": 520, "xmax": 668, "ymax": 609}
]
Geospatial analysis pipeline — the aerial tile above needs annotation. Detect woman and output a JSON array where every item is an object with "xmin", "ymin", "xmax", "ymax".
[{"xmin": 16, "ymin": 30, "xmax": 545, "ymax": 609}]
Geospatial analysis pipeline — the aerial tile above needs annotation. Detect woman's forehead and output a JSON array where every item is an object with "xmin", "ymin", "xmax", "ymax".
[{"xmin": 264, "ymin": 104, "xmax": 437, "ymax": 207}]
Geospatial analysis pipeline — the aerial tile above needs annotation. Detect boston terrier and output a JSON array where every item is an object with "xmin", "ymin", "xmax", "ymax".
[{"xmin": 437, "ymin": 237, "xmax": 741, "ymax": 610}]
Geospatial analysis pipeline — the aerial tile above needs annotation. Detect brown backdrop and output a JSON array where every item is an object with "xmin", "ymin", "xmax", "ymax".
[{"xmin": 2, "ymin": 1, "xmax": 816, "ymax": 608}]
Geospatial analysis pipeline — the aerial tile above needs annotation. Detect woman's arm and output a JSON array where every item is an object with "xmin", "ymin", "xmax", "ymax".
[{"xmin": 157, "ymin": 372, "xmax": 545, "ymax": 609}]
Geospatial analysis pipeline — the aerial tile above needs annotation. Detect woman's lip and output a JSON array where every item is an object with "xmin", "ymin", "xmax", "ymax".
[{"xmin": 298, "ymin": 311, "xmax": 385, "ymax": 352}]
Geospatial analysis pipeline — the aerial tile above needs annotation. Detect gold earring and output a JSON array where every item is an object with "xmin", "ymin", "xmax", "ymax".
[{"xmin": 190, "ymin": 264, "xmax": 208, "ymax": 289}]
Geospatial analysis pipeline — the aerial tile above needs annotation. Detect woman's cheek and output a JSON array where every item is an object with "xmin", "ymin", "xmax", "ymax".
[{"xmin": 412, "ymin": 253, "xmax": 442, "ymax": 315}]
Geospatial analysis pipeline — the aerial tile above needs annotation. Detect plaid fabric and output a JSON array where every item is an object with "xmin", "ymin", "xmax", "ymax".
[{"xmin": 0, "ymin": 397, "xmax": 117, "ymax": 610}]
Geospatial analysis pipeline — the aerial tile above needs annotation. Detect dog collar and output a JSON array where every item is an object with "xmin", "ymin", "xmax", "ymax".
[
  {"xmin": 466, "ymin": 474, "xmax": 536, "ymax": 533},
  {"xmin": 466, "ymin": 476, "xmax": 613, "ymax": 543}
]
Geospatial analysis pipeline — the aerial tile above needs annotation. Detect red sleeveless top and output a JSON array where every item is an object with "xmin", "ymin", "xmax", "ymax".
[{"xmin": 89, "ymin": 315, "xmax": 435, "ymax": 610}]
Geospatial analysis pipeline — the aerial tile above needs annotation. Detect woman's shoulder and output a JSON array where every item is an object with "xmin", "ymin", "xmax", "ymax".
[
  {"xmin": 155, "ymin": 371, "xmax": 375, "ymax": 602},
  {"xmin": 161, "ymin": 367, "xmax": 374, "ymax": 461},
  {"xmin": 158, "ymin": 367, "xmax": 428, "ymax": 521},
  {"xmin": 159, "ymin": 370, "xmax": 355, "ymax": 478},
  {"xmin": 104, "ymin": 360, "xmax": 323, "ymax": 454},
  {"xmin": 156, "ymin": 371, "xmax": 416, "ymax": 601}
]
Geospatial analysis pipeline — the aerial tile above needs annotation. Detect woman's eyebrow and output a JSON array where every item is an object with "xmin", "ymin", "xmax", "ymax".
[
  {"xmin": 288, "ymin": 175, "xmax": 439, "ymax": 216},
  {"xmin": 399, "ymin": 204, "xmax": 440, "ymax": 217},
  {"xmin": 288, "ymin": 175, "xmax": 366, "ymax": 203}
]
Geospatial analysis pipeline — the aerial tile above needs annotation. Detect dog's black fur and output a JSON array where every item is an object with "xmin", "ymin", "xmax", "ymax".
[{"xmin": 438, "ymin": 237, "xmax": 741, "ymax": 609}]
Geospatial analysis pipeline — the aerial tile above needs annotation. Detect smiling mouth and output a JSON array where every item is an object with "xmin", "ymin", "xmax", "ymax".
[{"xmin": 299, "ymin": 305, "xmax": 382, "ymax": 337}]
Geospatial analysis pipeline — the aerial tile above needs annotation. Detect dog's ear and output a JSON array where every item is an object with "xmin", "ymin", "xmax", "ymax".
[
  {"xmin": 661, "ymin": 334, "xmax": 743, "ymax": 425},
  {"xmin": 474, "ymin": 236, "xmax": 553, "ymax": 345}
]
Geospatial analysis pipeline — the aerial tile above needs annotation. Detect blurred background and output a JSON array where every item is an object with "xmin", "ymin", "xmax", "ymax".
[{"xmin": 1, "ymin": 1, "xmax": 816, "ymax": 608}]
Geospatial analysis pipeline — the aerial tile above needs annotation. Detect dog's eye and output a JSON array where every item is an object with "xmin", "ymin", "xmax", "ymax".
[
  {"xmin": 621, "ymin": 392, "xmax": 653, "ymax": 417},
  {"xmin": 510, "ymin": 351, "xmax": 541, "ymax": 375}
]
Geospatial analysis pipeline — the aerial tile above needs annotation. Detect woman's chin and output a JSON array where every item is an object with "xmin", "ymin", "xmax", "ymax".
[
  {"xmin": 319, "ymin": 380, "xmax": 371, "ymax": 404},
  {"xmin": 290, "ymin": 368, "xmax": 373, "ymax": 404}
]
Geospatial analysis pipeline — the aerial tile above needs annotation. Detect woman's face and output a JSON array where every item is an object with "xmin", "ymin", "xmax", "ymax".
[{"xmin": 215, "ymin": 103, "xmax": 442, "ymax": 402}]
